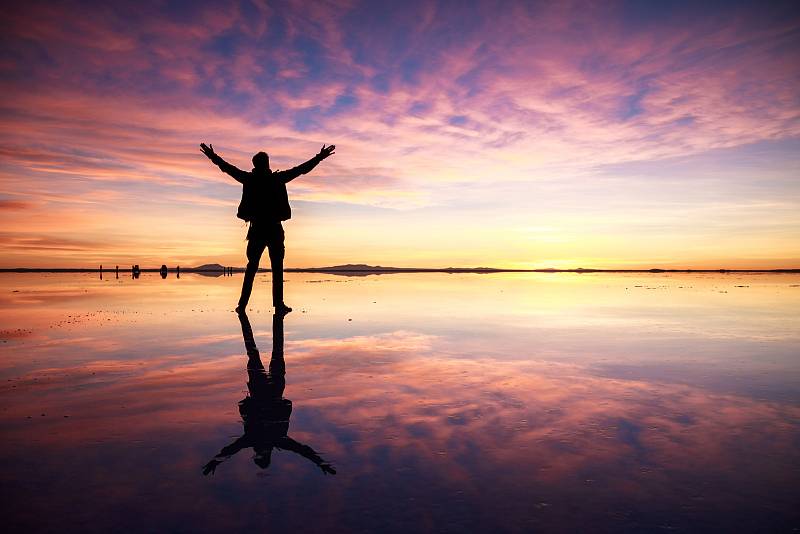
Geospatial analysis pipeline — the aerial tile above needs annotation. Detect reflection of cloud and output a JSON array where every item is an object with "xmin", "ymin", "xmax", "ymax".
[
  {"xmin": 276, "ymin": 336, "xmax": 800, "ymax": 488},
  {"xmin": 9, "ymin": 329, "xmax": 796, "ymax": 474},
  {"xmin": 288, "ymin": 330, "xmax": 435, "ymax": 355},
  {"xmin": 175, "ymin": 333, "xmax": 243, "ymax": 347},
  {"xmin": 0, "ymin": 328, "xmax": 33, "ymax": 340},
  {"xmin": 3, "ymin": 325, "xmax": 798, "ymax": 528}
]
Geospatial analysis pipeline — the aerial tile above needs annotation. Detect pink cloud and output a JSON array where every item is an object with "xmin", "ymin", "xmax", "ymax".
[{"xmin": 0, "ymin": 1, "xmax": 798, "ymax": 267}]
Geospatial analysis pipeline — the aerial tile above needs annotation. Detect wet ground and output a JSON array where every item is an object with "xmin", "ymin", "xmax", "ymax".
[{"xmin": 1, "ymin": 272, "xmax": 798, "ymax": 532}]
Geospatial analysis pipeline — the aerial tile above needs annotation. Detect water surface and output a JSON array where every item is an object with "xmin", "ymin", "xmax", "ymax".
[{"xmin": 1, "ymin": 272, "xmax": 798, "ymax": 532}]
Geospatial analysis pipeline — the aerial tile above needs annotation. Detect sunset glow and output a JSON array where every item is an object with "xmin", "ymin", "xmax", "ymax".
[{"xmin": 1, "ymin": 1, "xmax": 798, "ymax": 268}]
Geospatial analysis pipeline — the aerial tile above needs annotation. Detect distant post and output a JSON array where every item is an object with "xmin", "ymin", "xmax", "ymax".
[
  {"xmin": 177, "ymin": 265, "xmax": 180, "ymax": 278},
  {"xmin": 115, "ymin": 265, "xmax": 119, "ymax": 279}
]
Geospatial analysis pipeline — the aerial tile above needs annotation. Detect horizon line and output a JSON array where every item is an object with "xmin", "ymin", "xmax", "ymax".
[{"xmin": 1, "ymin": 266, "xmax": 799, "ymax": 274}]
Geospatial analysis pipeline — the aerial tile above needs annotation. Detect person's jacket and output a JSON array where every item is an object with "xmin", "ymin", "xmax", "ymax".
[{"xmin": 209, "ymin": 153, "xmax": 323, "ymax": 222}]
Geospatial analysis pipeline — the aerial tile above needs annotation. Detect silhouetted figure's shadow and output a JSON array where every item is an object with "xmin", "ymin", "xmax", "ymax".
[{"xmin": 202, "ymin": 310, "xmax": 335, "ymax": 475}]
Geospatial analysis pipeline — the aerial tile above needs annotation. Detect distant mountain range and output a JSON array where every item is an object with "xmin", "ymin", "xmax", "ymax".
[
  {"xmin": 287, "ymin": 264, "xmax": 800, "ymax": 274},
  {"xmin": 307, "ymin": 263, "xmax": 500, "ymax": 272}
]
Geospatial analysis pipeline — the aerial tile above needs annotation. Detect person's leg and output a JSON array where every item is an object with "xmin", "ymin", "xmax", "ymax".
[
  {"xmin": 238, "ymin": 236, "xmax": 267, "ymax": 311},
  {"xmin": 267, "ymin": 224, "xmax": 288, "ymax": 311}
]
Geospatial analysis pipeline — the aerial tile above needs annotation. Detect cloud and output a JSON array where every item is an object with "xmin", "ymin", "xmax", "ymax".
[
  {"xmin": 0, "ymin": 200, "xmax": 35, "ymax": 210},
  {"xmin": 1, "ymin": 0, "xmax": 798, "ymax": 267},
  {"xmin": 0, "ymin": 232, "xmax": 108, "ymax": 252}
]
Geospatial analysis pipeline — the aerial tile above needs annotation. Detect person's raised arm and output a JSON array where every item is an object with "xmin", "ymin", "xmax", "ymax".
[
  {"xmin": 276, "ymin": 436, "xmax": 336, "ymax": 474},
  {"xmin": 200, "ymin": 143, "xmax": 249, "ymax": 184},
  {"xmin": 279, "ymin": 144, "xmax": 336, "ymax": 183},
  {"xmin": 201, "ymin": 435, "xmax": 250, "ymax": 475}
]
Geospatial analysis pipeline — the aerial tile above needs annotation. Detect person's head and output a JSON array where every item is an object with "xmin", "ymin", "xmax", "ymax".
[
  {"xmin": 254, "ymin": 446, "xmax": 273, "ymax": 468},
  {"xmin": 252, "ymin": 151, "xmax": 270, "ymax": 171}
]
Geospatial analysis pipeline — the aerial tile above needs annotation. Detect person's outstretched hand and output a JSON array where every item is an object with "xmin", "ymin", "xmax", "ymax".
[
  {"xmin": 202, "ymin": 459, "xmax": 222, "ymax": 475},
  {"xmin": 320, "ymin": 462, "xmax": 337, "ymax": 475},
  {"xmin": 317, "ymin": 144, "xmax": 335, "ymax": 159},
  {"xmin": 200, "ymin": 143, "xmax": 216, "ymax": 159}
]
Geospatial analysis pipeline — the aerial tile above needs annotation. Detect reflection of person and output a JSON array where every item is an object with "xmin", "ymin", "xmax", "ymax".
[
  {"xmin": 202, "ymin": 310, "xmax": 336, "ymax": 476},
  {"xmin": 200, "ymin": 142, "xmax": 335, "ymax": 313}
]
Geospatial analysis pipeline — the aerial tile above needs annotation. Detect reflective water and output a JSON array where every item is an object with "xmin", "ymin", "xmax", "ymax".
[{"xmin": 1, "ymin": 272, "xmax": 798, "ymax": 532}]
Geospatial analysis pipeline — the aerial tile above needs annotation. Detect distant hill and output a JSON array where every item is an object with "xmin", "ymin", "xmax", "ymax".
[{"xmin": 193, "ymin": 263, "xmax": 226, "ymax": 271}]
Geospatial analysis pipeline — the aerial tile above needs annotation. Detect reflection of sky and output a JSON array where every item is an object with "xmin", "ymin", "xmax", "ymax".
[
  {"xmin": 1, "ymin": 2, "xmax": 799, "ymax": 268},
  {"xmin": 1, "ymin": 272, "xmax": 799, "ymax": 531}
]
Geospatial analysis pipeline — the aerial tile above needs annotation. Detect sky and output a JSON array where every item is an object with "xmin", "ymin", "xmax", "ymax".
[{"xmin": 1, "ymin": 0, "xmax": 799, "ymax": 269}]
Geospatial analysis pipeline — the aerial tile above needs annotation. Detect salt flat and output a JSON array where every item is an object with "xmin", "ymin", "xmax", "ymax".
[{"xmin": 1, "ymin": 272, "xmax": 798, "ymax": 532}]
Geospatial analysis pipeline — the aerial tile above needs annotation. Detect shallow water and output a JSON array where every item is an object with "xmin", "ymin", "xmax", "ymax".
[{"xmin": 1, "ymin": 272, "xmax": 798, "ymax": 532}]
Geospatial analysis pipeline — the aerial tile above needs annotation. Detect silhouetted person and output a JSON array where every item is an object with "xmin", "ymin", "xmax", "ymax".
[
  {"xmin": 202, "ymin": 310, "xmax": 336, "ymax": 476},
  {"xmin": 200, "ymin": 142, "xmax": 335, "ymax": 313}
]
